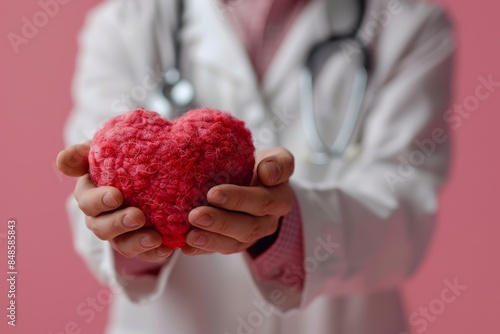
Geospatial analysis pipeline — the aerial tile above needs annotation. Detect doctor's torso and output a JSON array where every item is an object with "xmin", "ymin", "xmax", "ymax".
[{"xmin": 67, "ymin": 1, "xmax": 455, "ymax": 333}]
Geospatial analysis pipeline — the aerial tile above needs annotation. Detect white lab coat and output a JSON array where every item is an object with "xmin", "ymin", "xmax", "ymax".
[{"xmin": 64, "ymin": 0, "xmax": 455, "ymax": 333}]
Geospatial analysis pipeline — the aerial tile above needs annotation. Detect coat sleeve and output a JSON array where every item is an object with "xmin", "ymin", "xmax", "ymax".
[
  {"xmin": 248, "ymin": 3, "xmax": 456, "ymax": 312},
  {"xmin": 64, "ymin": 0, "xmax": 179, "ymax": 304}
]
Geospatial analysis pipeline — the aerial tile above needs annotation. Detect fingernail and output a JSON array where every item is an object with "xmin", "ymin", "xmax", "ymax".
[
  {"xmin": 103, "ymin": 192, "xmax": 119, "ymax": 208},
  {"xmin": 192, "ymin": 234, "xmax": 208, "ymax": 246},
  {"xmin": 209, "ymin": 190, "xmax": 228, "ymax": 205},
  {"xmin": 194, "ymin": 215, "xmax": 213, "ymax": 227},
  {"xmin": 156, "ymin": 248, "xmax": 170, "ymax": 258},
  {"xmin": 140, "ymin": 237, "xmax": 156, "ymax": 248},
  {"xmin": 266, "ymin": 162, "xmax": 281, "ymax": 183},
  {"xmin": 186, "ymin": 248, "xmax": 200, "ymax": 256},
  {"xmin": 123, "ymin": 215, "xmax": 140, "ymax": 228}
]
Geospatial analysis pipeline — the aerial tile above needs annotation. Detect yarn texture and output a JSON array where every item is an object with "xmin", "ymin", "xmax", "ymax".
[{"xmin": 88, "ymin": 108, "xmax": 255, "ymax": 248}]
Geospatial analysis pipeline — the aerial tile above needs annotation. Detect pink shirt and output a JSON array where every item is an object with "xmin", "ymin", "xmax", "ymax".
[{"xmin": 224, "ymin": 0, "xmax": 311, "ymax": 81}]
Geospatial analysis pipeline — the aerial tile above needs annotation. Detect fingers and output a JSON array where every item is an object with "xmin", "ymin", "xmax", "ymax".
[
  {"xmin": 185, "ymin": 228, "xmax": 251, "ymax": 255},
  {"xmin": 75, "ymin": 174, "xmax": 123, "ymax": 217},
  {"xmin": 137, "ymin": 245, "xmax": 175, "ymax": 262},
  {"xmin": 183, "ymin": 206, "xmax": 279, "ymax": 255},
  {"xmin": 180, "ymin": 245, "xmax": 213, "ymax": 256},
  {"xmin": 255, "ymin": 147, "xmax": 295, "ymax": 186},
  {"xmin": 85, "ymin": 206, "xmax": 146, "ymax": 241},
  {"xmin": 110, "ymin": 227, "xmax": 163, "ymax": 258},
  {"xmin": 188, "ymin": 206, "xmax": 278, "ymax": 244},
  {"xmin": 57, "ymin": 141, "xmax": 91, "ymax": 177},
  {"xmin": 80, "ymin": 185, "xmax": 173, "ymax": 262},
  {"xmin": 61, "ymin": 143, "xmax": 175, "ymax": 262},
  {"xmin": 181, "ymin": 146, "xmax": 295, "ymax": 256},
  {"xmin": 207, "ymin": 183, "xmax": 293, "ymax": 217}
]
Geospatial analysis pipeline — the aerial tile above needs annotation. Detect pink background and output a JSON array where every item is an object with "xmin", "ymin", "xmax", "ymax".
[{"xmin": 0, "ymin": 0, "xmax": 498, "ymax": 333}]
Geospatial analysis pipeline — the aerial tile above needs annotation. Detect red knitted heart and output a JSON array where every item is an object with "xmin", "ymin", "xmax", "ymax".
[{"xmin": 88, "ymin": 108, "xmax": 255, "ymax": 248}]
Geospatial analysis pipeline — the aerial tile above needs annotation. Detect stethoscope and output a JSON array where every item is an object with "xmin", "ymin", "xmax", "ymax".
[
  {"xmin": 145, "ymin": 0, "xmax": 370, "ymax": 165},
  {"xmin": 145, "ymin": 0, "xmax": 196, "ymax": 119}
]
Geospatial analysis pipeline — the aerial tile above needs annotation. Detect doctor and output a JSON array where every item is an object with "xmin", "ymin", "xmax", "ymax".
[{"xmin": 57, "ymin": 0, "xmax": 455, "ymax": 333}]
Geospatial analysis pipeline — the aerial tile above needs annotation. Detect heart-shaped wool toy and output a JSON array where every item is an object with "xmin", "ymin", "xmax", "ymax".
[{"xmin": 88, "ymin": 108, "xmax": 255, "ymax": 248}]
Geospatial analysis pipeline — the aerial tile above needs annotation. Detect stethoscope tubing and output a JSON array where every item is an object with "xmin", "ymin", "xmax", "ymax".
[{"xmin": 151, "ymin": 0, "xmax": 369, "ymax": 166}]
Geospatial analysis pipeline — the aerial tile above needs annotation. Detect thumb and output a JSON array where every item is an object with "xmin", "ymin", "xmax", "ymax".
[
  {"xmin": 56, "ymin": 141, "xmax": 91, "ymax": 177},
  {"xmin": 256, "ymin": 147, "xmax": 295, "ymax": 186}
]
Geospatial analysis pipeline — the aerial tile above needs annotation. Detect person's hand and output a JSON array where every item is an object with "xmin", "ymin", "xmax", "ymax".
[
  {"xmin": 57, "ymin": 142, "xmax": 174, "ymax": 262},
  {"xmin": 182, "ymin": 147, "xmax": 295, "ymax": 256}
]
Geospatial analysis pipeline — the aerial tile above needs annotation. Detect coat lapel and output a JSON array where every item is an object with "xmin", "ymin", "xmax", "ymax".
[
  {"xmin": 184, "ymin": 0, "xmax": 269, "ymax": 128},
  {"xmin": 264, "ymin": 0, "xmax": 360, "ymax": 95},
  {"xmin": 185, "ymin": 0, "xmax": 256, "ymax": 82},
  {"xmin": 183, "ymin": 0, "xmax": 359, "ymax": 131}
]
